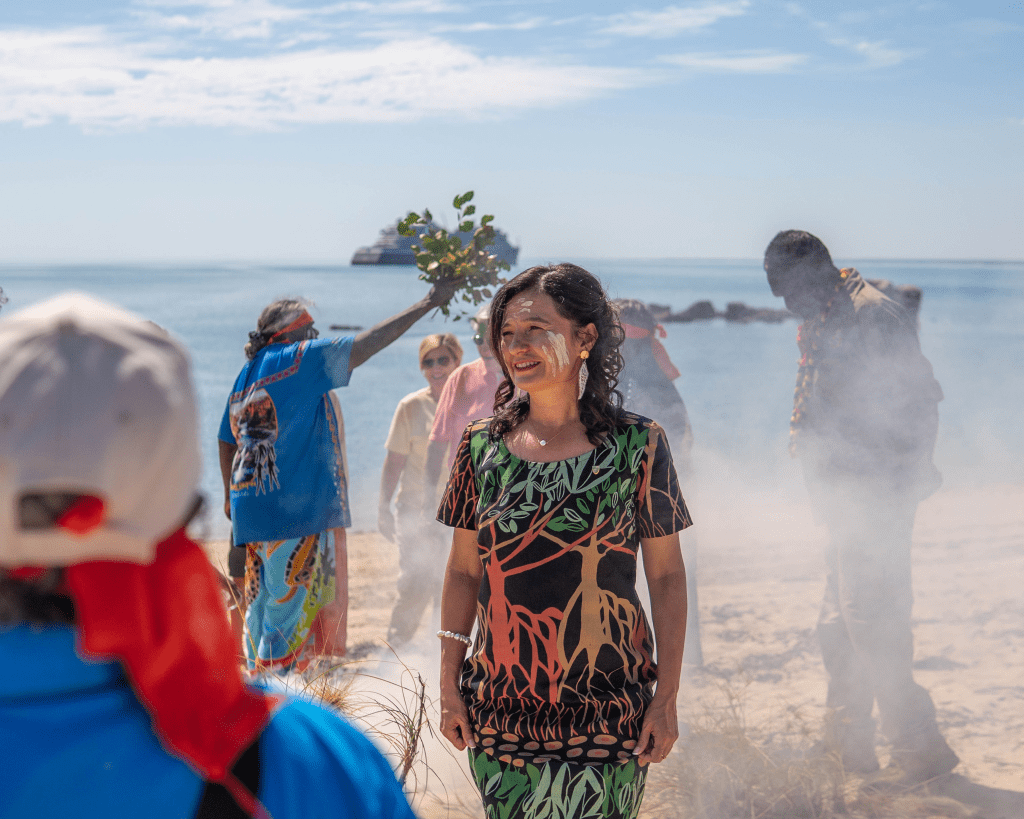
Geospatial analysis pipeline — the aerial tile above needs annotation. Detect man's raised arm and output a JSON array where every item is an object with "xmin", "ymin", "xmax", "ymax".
[{"xmin": 348, "ymin": 277, "xmax": 459, "ymax": 371}]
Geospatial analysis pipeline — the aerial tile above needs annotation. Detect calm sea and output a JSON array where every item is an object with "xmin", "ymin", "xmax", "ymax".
[{"xmin": 2, "ymin": 258, "xmax": 1021, "ymax": 537}]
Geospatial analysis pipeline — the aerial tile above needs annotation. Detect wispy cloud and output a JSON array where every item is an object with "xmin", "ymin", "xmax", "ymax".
[
  {"xmin": 430, "ymin": 17, "xmax": 548, "ymax": 34},
  {"xmin": 0, "ymin": 28, "xmax": 644, "ymax": 130},
  {"xmin": 598, "ymin": 2, "xmax": 749, "ymax": 38},
  {"xmin": 133, "ymin": 0, "xmax": 316, "ymax": 40},
  {"xmin": 781, "ymin": 3, "xmax": 925, "ymax": 69},
  {"xmin": 0, "ymin": 0, "xmax": 931, "ymax": 132},
  {"xmin": 662, "ymin": 49, "xmax": 807, "ymax": 73},
  {"xmin": 133, "ymin": 0, "xmax": 461, "ymax": 40},
  {"xmin": 828, "ymin": 37, "xmax": 922, "ymax": 68}
]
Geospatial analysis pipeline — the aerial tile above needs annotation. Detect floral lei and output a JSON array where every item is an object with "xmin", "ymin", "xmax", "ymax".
[{"xmin": 789, "ymin": 268, "xmax": 852, "ymax": 455}]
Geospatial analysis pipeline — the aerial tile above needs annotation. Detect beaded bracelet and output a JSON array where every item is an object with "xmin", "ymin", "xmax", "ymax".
[{"xmin": 437, "ymin": 630, "xmax": 472, "ymax": 646}]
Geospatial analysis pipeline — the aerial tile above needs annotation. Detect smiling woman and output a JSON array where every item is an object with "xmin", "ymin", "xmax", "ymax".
[
  {"xmin": 488, "ymin": 265, "xmax": 626, "ymax": 454},
  {"xmin": 435, "ymin": 264, "xmax": 693, "ymax": 819},
  {"xmin": 499, "ymin": 289, "xmax": 586, "ymax": 397}
]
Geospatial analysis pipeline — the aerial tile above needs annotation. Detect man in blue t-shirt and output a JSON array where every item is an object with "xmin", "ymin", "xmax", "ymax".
[
  {"xmin": 219, "ymin": 335, "xmax": 355, "ymax": 542},
  {"xmin": 219, "ymin": 280, "xmax": 456, "ymax": 670}
]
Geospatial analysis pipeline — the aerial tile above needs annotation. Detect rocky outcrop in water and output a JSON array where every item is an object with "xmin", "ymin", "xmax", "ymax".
[
  {"xmin": 645, "ymin": 278, "xmax": 922, "ymax": 326},
  {"xmin": 648, "ymin": 301, "xmax": 795, "ymax": 324}
]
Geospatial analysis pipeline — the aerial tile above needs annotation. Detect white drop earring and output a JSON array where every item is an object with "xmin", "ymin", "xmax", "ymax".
[{"xmin": 577, "ymin": 350, "xmax": 589, "ymax": 400}]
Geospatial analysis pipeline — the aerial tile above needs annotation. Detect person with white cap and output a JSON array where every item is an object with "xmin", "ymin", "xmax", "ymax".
[
  {"xmin": 0, "ymin": 293, "xmax": 417, "ymax": 819},
  {"xmin": 220, "ymin": 279, "xmax": 457, "ymax": 671}
]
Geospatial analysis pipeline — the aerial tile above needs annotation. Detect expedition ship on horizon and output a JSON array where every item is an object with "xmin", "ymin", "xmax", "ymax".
[{"xmin": 351, "ymin": 220, "xmax": 519, "ymax": 266}]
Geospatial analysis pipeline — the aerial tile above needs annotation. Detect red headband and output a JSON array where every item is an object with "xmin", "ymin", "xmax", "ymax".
[{"xmin": 269, "ymin": 311, "xmax": 313, "ymax": 342}]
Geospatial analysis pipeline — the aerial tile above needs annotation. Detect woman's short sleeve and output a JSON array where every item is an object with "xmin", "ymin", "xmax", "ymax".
[
  {"xmin": 436, "ymin": 424, "xmax": 479, "ymax": 530},
  {"xmin": 637, "ymin": 421, "xmax": 693, "ymax": 539}
]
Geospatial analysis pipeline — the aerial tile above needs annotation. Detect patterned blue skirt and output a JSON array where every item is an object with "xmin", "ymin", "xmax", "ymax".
[{"xmin": 244, "ymin": 529, "xmax": 337, "ymax": 671}]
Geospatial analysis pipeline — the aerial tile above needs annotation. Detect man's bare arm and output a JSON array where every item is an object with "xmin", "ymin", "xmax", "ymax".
[
  {"xmin": 349, "ymin": 277, "xmax": 459, "ymax": 372},
  {"xmin": 218, "ymin": 440, "xmax": 237, "ymax": 520}
]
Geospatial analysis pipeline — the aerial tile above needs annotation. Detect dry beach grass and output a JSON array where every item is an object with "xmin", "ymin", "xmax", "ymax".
[{"xmin": 203, "ymin": 481, "xmax": 1024, "ymax": 818}]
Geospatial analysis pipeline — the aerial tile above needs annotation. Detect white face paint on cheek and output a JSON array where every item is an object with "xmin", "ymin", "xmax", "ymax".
[{"xmin": 544, "ymin": 330, "xmax": 571, "ymax": 372}]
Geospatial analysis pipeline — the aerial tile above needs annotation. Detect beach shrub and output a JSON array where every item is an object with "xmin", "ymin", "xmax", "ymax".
[{"xmin": 398, "ymin": 191, "xmax": 511, "ymax": 318}]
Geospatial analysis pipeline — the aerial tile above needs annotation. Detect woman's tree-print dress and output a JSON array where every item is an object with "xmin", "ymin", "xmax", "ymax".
[{"xmin": 438, "ymin": 411, "xmax": 692, "ymax": 767}]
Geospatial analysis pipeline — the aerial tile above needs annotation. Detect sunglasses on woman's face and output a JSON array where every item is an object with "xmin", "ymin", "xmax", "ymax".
[
  {"xmin": 421, "ymin": 355, "xmax": 451, "ymax": 368},
  {"xmin": 472, "ymin": 322, "xmax": 488, "ymax": 346}
]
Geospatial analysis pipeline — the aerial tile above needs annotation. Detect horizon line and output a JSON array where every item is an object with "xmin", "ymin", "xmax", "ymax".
[{"xmin": 1, "ymin": 256, "xmax": 1022, "ymax": 268}]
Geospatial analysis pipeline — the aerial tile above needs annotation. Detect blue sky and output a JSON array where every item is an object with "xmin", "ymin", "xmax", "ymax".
[{"xmin": 1, "ymin": 1, "xmax": 1021, "ymax": 261}]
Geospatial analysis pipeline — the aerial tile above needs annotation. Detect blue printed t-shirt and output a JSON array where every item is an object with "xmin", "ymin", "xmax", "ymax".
[{"xmin": 219, "ymin": 337, "xmax": 353, "ymax": 545}]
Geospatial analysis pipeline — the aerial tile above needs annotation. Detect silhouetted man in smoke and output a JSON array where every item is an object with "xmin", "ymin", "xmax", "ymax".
[{"xmin": 764, "ymin": 230, "xmax": 957, "ymax": 785}]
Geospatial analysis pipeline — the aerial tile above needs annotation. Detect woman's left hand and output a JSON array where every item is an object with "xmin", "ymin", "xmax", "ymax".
[{"xmin": 634, "ymin": 689, "xmax": 679, "ymax": 765}]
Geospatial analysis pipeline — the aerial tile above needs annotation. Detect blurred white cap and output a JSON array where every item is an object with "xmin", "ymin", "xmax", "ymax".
[{"xmin": 0, "ymin": 293, "xmax": 200, "ymax": 567}]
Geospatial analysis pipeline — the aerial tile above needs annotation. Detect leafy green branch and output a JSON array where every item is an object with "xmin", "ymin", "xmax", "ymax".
[{"xmin": 397, "ymin": 191, "xmax": 511, "ymax": 319}]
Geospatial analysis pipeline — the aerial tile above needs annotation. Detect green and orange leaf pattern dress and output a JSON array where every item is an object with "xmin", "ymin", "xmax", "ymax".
[{"xmin": 438, "ymin": 411, "xmax": 692, "ymax": 818}]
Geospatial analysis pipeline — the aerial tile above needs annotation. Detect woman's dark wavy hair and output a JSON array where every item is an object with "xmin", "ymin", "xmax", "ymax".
[{"xmin": 488, "ymin": 264, "xmax": 624, "ymax": 445}]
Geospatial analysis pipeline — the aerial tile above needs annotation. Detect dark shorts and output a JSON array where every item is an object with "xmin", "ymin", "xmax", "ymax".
[{"xmin": 227, "ymin": 543, "xmax": 247, "ymax": 579}]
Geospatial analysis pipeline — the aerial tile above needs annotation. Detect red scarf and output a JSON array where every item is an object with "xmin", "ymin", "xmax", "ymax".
[{"xmin": 67, "ymin": 530, "xmax": 277, "ymax": 815}]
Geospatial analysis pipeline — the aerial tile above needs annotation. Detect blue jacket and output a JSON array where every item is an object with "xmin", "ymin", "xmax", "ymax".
[{"xmin": 0, "ymin": 625, "xmax": 416, "ymax": 819}]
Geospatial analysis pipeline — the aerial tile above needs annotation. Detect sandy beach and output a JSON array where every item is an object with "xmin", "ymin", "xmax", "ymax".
[{"xmin": 206, "ymin": 480, "xmax": 1024, "ymax": 817}]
